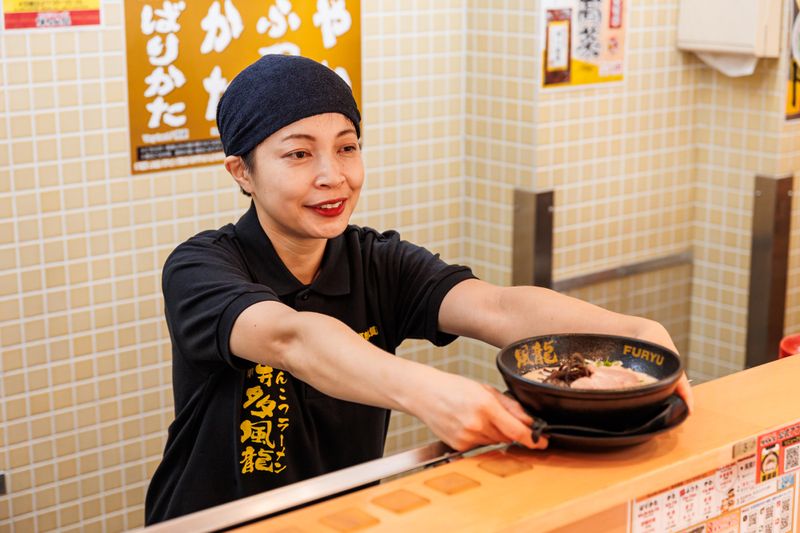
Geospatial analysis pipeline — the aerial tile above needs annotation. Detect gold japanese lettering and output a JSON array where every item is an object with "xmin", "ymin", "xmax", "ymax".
[
  {"xmin": 542, "ymin": 340, "xmax": 558, "ymax": 364},
  {"xmin": 255, "ymin": 364, "xmax": 274, "ymax": 386},
  {"xmin": 249, "ymin": 395, "xmax": 276, "ymax": 418},
  {"xmin": 243, "ymin": 385, "xmax": 263, "ymax": 408},
  {"xmin": 514, "ymin": 344, "xmax": 530, "ymax": 368},
  {"xmin": 531, "ymin": 342, "xmax": 545, "ymax": 365},
  {"xmin": 241, "ymin": 364, "xmax": 292, "ymax": 477},
  {"xmin": 240, "ymin": 446, "xmax": 256, "ymax": 474},
  {"xmin": 359, "ymin": 325, "xmax": 379, "ymax": 341},
  {"xmin": 240, "ymin": 419, "xmax": 276, "ymax": 448}
]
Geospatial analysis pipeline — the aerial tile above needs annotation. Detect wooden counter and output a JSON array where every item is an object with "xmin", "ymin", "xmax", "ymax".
[{"xmin": 235, "ymin": 356, "xmax": 800, "ymax": 532}]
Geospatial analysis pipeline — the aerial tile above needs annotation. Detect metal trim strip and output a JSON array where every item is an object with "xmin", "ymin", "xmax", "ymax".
[
  {"xmin": 746, "ymin": 174, "xmax": 794, "ymax": 367},
  {"xmin": 139, "ymin": 441, "xmax": 459, "ymax": 532},
  {"xmin": 552, "ymin": 251, "xmax": 694, "ymax": 292}
]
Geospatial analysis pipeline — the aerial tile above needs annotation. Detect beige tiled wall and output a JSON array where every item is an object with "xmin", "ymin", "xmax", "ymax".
[
  {"xmin": 1, "ymin": 5, "xmax": 191, "ymax": 530},
  {"xmin": 689, "ymin": 62, "xmax": 784, "ymax": 380},
  {"xmin": 462, "ymin": 0, "xmax": 799, "ymax": 388},
  {"xmin": 3, "ymin": 1, "xmax": 799, "ymax": 531},
  {"xmin": 359, "ymin": 1, "xmax": 467, "ymax": 458},
  {"xmin": 0, "ymin": 2, "xmax": 467, "ymax": 531},
  {"xmin": 460, "ymin": 1, "xmax": 537, "ymax": 386},
  {"xmin": 688, "ymin": 0, "xmax": 800, "ymax": 380},
  {"xmin": 461, "ymin": 0, "xmax": 697, "ymax": 385}
]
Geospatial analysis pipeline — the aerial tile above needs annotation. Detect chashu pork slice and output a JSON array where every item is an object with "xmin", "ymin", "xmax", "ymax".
[{"xmin": 570, "ymin": 365, "xmax": 649, "ymax": 390}]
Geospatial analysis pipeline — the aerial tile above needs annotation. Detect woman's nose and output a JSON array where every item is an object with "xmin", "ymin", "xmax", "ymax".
[{"xmin": 315, "ymin": 155, "xmax": 345, "ymax": 187}]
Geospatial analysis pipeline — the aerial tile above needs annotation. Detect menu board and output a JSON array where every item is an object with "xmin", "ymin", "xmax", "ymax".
[
  {"xmin": 123, "ymin": 0, "xmax": 361, "ymax": 174},
  {"xmin": 632, "ymin": 465, "xmax": 796, "ymax": 533},
  {"xmin": 632, "ymin": 422, "xmax": 800, "ymax": 533}
]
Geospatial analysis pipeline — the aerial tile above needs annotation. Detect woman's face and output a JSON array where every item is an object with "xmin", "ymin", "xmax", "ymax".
[{"xmin": 240, "ymin": 113, "xmax": 363, "ymax": 243}]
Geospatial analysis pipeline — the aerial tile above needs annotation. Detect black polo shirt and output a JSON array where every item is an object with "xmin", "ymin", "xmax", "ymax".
[{"xmin": 144, "ymin": 203, "xmax": 475, "ymax": 524}]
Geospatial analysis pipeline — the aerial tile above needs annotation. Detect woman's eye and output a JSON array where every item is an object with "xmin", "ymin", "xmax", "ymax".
[
  {"xmin": 287, "ymin": 151, "xmax": 309, "ymax": 160},
  {"xmin": 341, "ymin": 144, "xmax": 359, "ymax": 154}
]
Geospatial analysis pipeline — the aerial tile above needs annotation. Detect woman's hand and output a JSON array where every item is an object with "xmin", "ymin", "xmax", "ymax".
[
  {"xmin": 408, "ymin": 371, "xmax": 548, "ymax": 452},
  {"xmin": 636, "ymin": 319, "xmax": 695, "ymax": 413},
  {"xmin": 674, "ymin": 373, "xmax": 693, "ymax": 412}
]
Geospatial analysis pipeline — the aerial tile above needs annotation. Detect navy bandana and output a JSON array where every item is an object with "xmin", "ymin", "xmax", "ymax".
[{"xmin": 216, "ymin": 54, "xmax": 361, "ymax": 156}]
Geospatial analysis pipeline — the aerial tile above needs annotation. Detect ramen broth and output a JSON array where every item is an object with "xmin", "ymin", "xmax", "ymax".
[{"xmin": 523, "ymin": 359, "xmax": 657, "ymax": 390}]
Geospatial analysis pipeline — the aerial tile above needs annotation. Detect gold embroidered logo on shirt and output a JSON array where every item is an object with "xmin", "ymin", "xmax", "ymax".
[
  {"xmin": 359, "ymin": 325, "xmax": 378, "ymax": 341},
  {"xmin": 240, "ymin": 364, "xmax": 290, "ymax": 475}
]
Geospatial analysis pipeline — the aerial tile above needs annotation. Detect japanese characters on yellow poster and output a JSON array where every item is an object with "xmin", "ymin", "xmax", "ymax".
[
  {"xmin": 540, "ymin": 0, "xmax": 625, "ymax": 89},
  {"xmin": 2, "ymin": 0, "xmax": 100, "ymax": 29},
  {"xmin": 123, "ymin": 0, "xmax": 361, "ymax": 174},
  {"xmin": 786, "ymin": 0, "xmax": 800, "ymax": 120}
]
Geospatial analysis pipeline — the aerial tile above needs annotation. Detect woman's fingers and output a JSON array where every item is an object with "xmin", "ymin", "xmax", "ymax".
[
  {"xmin": 482, "ymin": 389, "xmax": 546, "ymax": 450},
  {"xmin": 419, "ymin": 374, "xmax": 549, "ymax": 451},
  {"xmin": 483, "ymin": 385, "xmax": 534, "ymax": 426},
  {"xmin": 483, "ymin": 386, "xmax": 549, "ymax": 448}
]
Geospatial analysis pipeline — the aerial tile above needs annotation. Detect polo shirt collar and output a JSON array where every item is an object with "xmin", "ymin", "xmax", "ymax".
[{"xmin": 234, "ymin": 202, "xmax": 350, "ymax": 297}]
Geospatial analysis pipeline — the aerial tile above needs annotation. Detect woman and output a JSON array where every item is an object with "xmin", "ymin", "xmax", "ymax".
[{"xmin": 145, "ymin": 54, "xmax": 693, "ymax": 524}]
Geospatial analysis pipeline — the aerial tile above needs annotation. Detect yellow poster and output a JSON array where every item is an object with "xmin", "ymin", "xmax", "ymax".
[
  {"xmin": 123, "ymin": 0, "xmax": 362, "ymax": 174},
  {"xmin": 540, "ymin": 0, "xmax": 625, "ymax": 88},
  {"xmin": 3, "ymin": 0, "xmax": 100, "ymax": 29},
  {"xmin": 786, "ymin": 1, "xmax": 800, "ymax": 121}
]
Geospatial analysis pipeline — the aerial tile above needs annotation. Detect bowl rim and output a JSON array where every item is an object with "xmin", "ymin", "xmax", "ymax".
[{"xmin": 496, "ymin": 332, "xmax": 685, "ymax": 398}]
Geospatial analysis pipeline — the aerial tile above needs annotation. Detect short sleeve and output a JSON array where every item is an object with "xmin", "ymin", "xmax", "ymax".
[
  {"xmin": 162, "ymin": 231, "xmax": 279, "ymax": 369},
  {"xmin": 368, "ymin": 231, "xmax": 477, "ymax": 346}
]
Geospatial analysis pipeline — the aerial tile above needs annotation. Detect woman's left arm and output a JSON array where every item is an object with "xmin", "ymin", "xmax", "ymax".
[{"xmin": 438, "ymin": 279, "xmax": 694, "ymax": 411}]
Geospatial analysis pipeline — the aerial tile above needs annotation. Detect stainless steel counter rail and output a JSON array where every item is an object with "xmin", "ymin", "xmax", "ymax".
[
  {"xmin": 512, "ymin": 188, "xmax": 693, "ymax": 292},
  {"xmin": 551, "ymin": 250, "xmax": 693, "ymax": 292},
  {"xmin": 138, "ymin": 440, "xmax": 462, "ymax": 532}
]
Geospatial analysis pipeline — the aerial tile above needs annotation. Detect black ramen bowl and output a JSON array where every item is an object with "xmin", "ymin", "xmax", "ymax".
[{"xmin": 496, "ymin": 333, "xmax": 684, "ymax": 430}]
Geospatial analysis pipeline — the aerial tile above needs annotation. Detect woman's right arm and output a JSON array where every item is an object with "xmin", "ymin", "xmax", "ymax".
[{"xmin": 230, "ymin": 300, "xmax": 544, "ymax": 451}]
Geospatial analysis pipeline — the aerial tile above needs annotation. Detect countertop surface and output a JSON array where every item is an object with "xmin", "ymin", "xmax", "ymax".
[{"xmin": 233, "ymin": 355, "xmax": 800, "ymax": 532}]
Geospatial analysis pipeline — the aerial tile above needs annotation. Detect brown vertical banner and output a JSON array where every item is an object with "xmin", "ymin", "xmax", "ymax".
[{"xmin": 123, "ymin": 0, "xmax": 362, "ymax": 174}]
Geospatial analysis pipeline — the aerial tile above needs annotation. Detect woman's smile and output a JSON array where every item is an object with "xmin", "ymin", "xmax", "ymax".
[{"xmin": 307, "ymin": 197, "xmax": 347, "ymax": 217}]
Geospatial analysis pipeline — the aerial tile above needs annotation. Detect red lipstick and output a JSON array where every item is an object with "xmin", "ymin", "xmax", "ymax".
[{"xmin": 308, "ymin": 198, "xmax": 347, "ymax": 217}]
